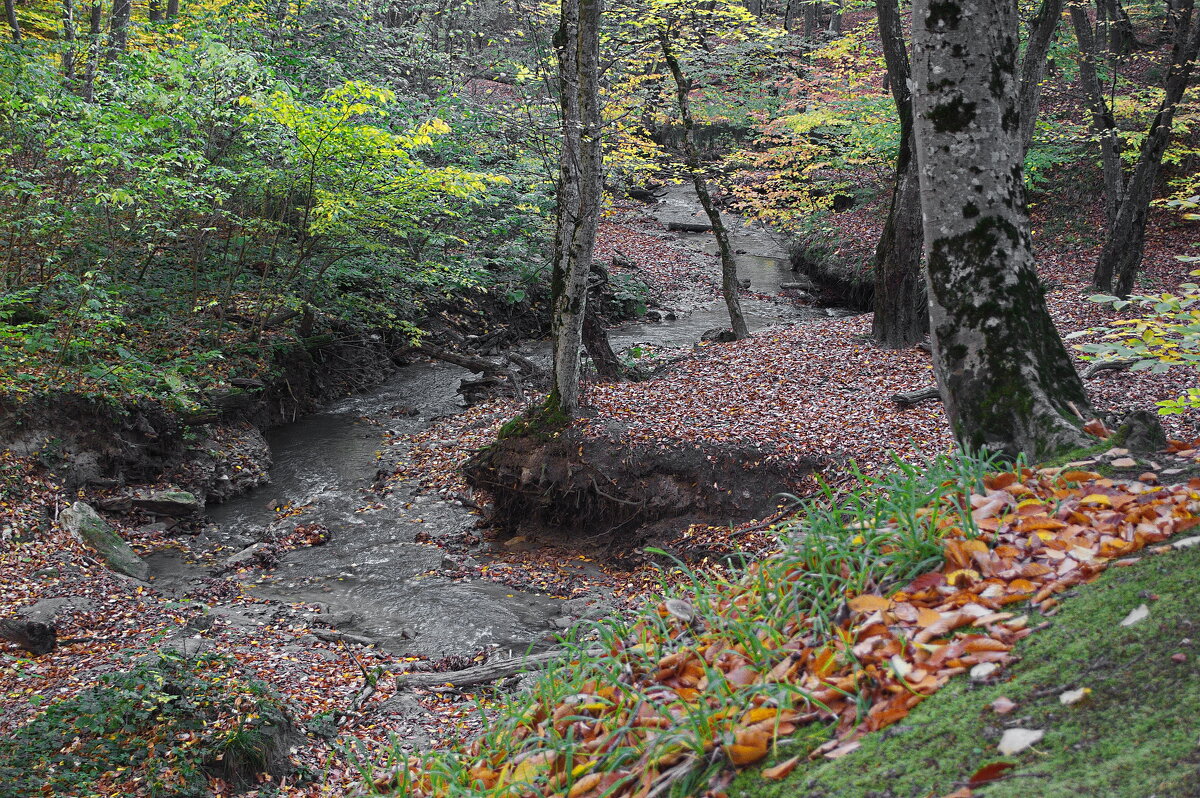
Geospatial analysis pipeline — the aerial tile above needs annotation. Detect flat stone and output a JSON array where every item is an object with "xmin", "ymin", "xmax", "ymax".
[
  {"xmin": 60, "ymin": 502, "xmax": 149, "ymax": 581},
  {"xmin": 131, "ymin": 489, "xmax": 203, "ymax": 516}
]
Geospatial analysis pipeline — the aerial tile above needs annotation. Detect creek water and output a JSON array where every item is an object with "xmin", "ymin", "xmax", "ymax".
[{"xmin": 147, "ymin": 190, "xmax": 851, "ymax": 659}]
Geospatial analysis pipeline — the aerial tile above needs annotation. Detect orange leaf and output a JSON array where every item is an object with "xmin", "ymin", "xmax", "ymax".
[
  {"xmin": 568, "ymin": 773, "xmax": 602, "ymax": 797},
  {"xmin": 917, "ymin": 607, "xmax": 943, "ymax": 627},
  {"xmin": 761, "ymin": 756, "xmax": 801, "ymax": 781},
  {"xmin": 849, "ymin": 594, "xmax": 892, "ymax": 613}
]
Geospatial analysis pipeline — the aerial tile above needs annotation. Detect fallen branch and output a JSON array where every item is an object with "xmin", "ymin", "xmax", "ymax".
[
  {"xmin": 396, "ymin": 646, "xmax": 604, "ymax": 690},
  {"xmin": 401, "ymin": 343, "xmax": 530, "ymax": 400},
  {"xmin": 891, "ymin": 386, "xmax": 942, "ymax": 406},
  {"xmin": 1081, "ymin": 358, "xmax": 1137, "ymax": 379}
]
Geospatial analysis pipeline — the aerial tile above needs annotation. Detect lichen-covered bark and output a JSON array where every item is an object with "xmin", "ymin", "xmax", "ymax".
[
  {"xmin": 872, "ymin": 0, "xmax": 927, "ymax": 349},
  {"xmin": 548, "ymin": 0, "xmax": 604, "ymax": 414},
  {"xmin": 911, "ymin": 0, "xmax": 1093, "ymax": 461}
]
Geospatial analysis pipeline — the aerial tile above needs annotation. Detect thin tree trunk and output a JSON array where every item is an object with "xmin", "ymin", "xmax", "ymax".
[
  {"xmin": 81, "ymin": 2, "xmax": 101, "ymax": 102},
  {"xmin": 660, "ymin": 34, "xmax": 750, "ymax": 340},
  {"xmin": 1090, "ymin": 0, "xmax": 1200, "ymax": 294},
  {"xmin": 106, "ymin": 0, "xmax": 131, "ymax": 59},
  {"xmin": 828, "ymin": 0, "xmax": 842, "ymax": 33},
  {"xmin": 62, "ymin": 0, "xmax": 76, "ymax": 80},
  {"xmin": 1071, "ymin": 4, "xmax": 1125, "ymax": 231},
  {"xmin": 1099, "ymin": 0, "xmax": 1136, "ymax": 54},
  {"xmin": 166, "ymin": 0, "xmax": 178, "ymax": 17},
  {"xmin": 871, "ymin": 0, "xmax": 927, "ymax": 348},
  {"xmin": 548, "ymin": 0, "xmax": 604, "ymax": 415},
  {"xmin": 1017, "ymin": 0, "xmax": 1065, "ymax": 156},
  {"xmin": 911, "ymin": 0, "xmax": 1093, "ymax": 460},
  {"xmin": 4, "ymin": 0, "xmax": 20, "ymax": 42},
  {"xmin": 803, "ymin": 0, "xmax": 818, "ymax": 35},
  {"xmin": 148, "ymin": 0, "xmax": 162, "ymax": 22},
  {"xmin": 583, "ymin": 308, "xmax": 625, "ymax": 380}
]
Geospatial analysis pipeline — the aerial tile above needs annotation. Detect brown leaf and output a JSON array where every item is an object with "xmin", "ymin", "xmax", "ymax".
[
  {"xmin": 968, "ymin": 761, "xmax": 1016, "ymax": 787},
  {"xmin": 990, "ymin": 696, "xmax": 1017, "ymax": 715},
  {"xmin": 848, "ymin": 594, "xmax": 891, "ymax": 613}
]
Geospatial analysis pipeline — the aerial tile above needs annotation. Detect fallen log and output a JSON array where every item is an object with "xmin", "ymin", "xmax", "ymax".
[
  {"xmin": 891, "ymin": 386, "xmax": 941, "ymax": 406},
  {"xmin": 400, "ymin": 343, "xmax": 531, "ymax": 400},
  {"xmin": 1081, "ymin": 358, "xmax": 1138, "ymax": 379},
  {"xmin": 396, "ymin": 646, "xmax": 603, "ymax": 690},
  {"xmin": 666, "ymin": 221, "xmax": 713, "ymax": 233}
]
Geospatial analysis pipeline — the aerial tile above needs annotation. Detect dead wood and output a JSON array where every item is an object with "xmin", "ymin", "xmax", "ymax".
[{"xmin": 1081, "ymin": 358, "xmax": 1137, "ymax": 379}]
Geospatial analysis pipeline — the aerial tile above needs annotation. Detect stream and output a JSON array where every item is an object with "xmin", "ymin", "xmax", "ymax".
[{"xmin": 146, "ymin": 188, "xmax": 853, "ymax": 659}]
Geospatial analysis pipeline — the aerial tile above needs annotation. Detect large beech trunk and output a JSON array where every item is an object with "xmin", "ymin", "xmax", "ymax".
[
  {"xmin": 911, "ymin": 0, "xmax": 1093, "ymax": 460},
  {"xmin": 871, "ymin": 0, "xmax": 927, "ymax": 349},
  {"xmin": 548, "ymin": 0, "xmax": 603, "ymax": 414},
  {"xmin": 659, "ymin": 34, "xmax": 750, "ymax": 340}
]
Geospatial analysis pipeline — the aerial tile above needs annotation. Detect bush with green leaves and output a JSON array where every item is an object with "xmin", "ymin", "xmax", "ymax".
[
  {"xmin": 0, "ymin": 649, "xmax": 295, "ymax": 797},
  {"xmin": 1070, "ymin": 263, "xmax": 1200, "ymax": 415}
]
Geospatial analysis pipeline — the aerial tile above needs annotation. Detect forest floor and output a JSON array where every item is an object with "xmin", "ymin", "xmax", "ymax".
[{"xmin": 2, "ymin": 189, "xmax": 1200, "ymax": 797}]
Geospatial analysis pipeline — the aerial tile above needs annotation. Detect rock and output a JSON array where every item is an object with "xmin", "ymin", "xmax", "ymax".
[
  {"xmin": 307, "ymin": 609, "xmax": 358, "ymax": 629},
  {"xmin": 131, "ymin": 489, "xmax": 202, "ymax": 516},
  {"xmin": 60, "ymin": 502, "xmax": 149, "ymax": 581},
  {"xmin": 160, "ymin": 635, "xmax": 216, "ymax": 657},
  {"xmin": 1110, "ymin": 457, "xmax": 1139, "ymax": 469},
  {"xmin": 223, "ymin": 542, "xmax": 269, "ymax": 569},
  {"xmin": 97, "ymin": 494, "xmax": 133, "ymax": 513},
  {"xmin": 19, "ymin": 596, "xmax": 95, "ymax": 625},
  {"xmin": 738, "ymin": 278, "xmax": 751, "ymax": 289},
  {"xmin": 700, "ymin": 328, "xmax": 737, "ymax": 343},
  {"xmin": 1118, "ymin": 409, "xmax": 1168, "ymax": 454},
  {"xmin": 643, "ymin": 310, "xmax": 662, "ymax": 322}
]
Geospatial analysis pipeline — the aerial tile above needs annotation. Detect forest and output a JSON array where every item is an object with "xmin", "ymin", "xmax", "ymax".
[{"xmin": 2, "ymin": 0, "xmax": 1200, "ymax": 795}]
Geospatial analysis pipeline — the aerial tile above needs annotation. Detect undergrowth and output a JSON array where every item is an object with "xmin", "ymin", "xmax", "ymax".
[
  {"xmin": 346, "ymin": 449, "xmax": 1001, "ymax": 797},
  {"xmin": 0, "ymin": 648, "xmax": 294, "ymax": 797}
]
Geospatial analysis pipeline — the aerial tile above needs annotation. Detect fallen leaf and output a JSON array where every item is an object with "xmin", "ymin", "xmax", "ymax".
[
  {"xmin": 991, "ymin": 697, "xmax": 1017, "ymax": 715},
  {"xmin": 1058, "ymin": 687, "xmax": 1091, "ymax": 706},
  {"xmin": 848, "ymin": 594, "xmax": 892, "ymax": 613},
  {"xmin": 968, "ymin": 761, "xmax": 1016, "ymax": 786},
  {"xmin": 761, "ymin": 756, "xmax": 801, "ymax": 781},
  {"xmin": 1119, "ymin": 604, "xmax": 1150, "ymax": 627},
  {"xmin": 997, "ymin": 728, "xmax": 1044, "ymax": 755}
]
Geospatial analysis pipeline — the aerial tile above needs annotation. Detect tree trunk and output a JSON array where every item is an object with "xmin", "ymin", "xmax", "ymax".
[
  {"xmin": 660, "ymin": 34, "xmax": 750, "ymax": 340},
  {"xmin": 911, "ymin": 0, "xmax": 1093, "ymax": 460},
  {"xmin": 81, "ymin": 2, "xmax": 101, "ymax": 102},
  {"xmin": 106, "ymin": 0, "xmax": 131, "ymax": 59},
  {"xmin": 803, "ymin": 0, "xmax": 818, "ymax": 35},
  {"xmin": 1017, "ymin": 0, "xmax": 1066, "ymax": 156},
  {"xmin": 62, "ymin": 0, "xmax": 76, "ymax": 80},
  {"xmin": 1099, "ymin": 0, "xmax": 1136, "ymax": 54},
  {"xmin": 548, "ymin": 0, "xmax": 604, "ymax": 415},
  {"xmin": 871, "ymin": 0, "xmax": 927, "ymax": 349},
  {"xmin": 148, "ymin": 0, "xmax": 162, "ymax": 22},
  {"xmin": 1089, "ymin": 0, "xmax": 1200, "ymax": 294},
  {"xmin": 828, "ymin": 0, "xmax": 842, "ymax": 33},
  {"xmin": 4, "ymin": 0, "xmax": 20, "ymax": 42},
  {"xmin": 166, "ymin": 0, "xmax": 178, "ymax": 17},
  {"xmin": 583, "ymin": 307, "xmax": 625, "ymax": 381},
  {"xmin": 1070, "ymin": 4, "xmax": 1125, "ymax": 231}
]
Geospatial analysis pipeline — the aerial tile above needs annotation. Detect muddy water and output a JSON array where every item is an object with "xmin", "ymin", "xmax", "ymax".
[{"xmin": 148, "ymin": 190, "xmax": 854, "ymax": 659}]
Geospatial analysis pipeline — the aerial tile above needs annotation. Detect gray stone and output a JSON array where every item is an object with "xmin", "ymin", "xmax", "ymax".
[
  {"xmin": 223, "ymin": 542, "xmax": 268, "ymax": 568},
  {"xmin": 160, "ymin": 635, "xmax": 216, "ymax": 656},
  {"xmin": 60, "ymin": 502, "xmax": 149, "ymax": 581},
  {"xmin": 131, "ymin": 489, "xmax": 203, "ymax": 516},
  {"xmin": 18, "ymin": 596, "xmax": 95, "ymax": 625}
]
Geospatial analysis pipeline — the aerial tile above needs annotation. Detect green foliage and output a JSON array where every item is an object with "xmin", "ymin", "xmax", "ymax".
[
  {"xmin": 1069, "ymin": 264, "xmax": 1200, "ymax": 415},
  {"xmin": 0, "ymin": 649, "xmax": 292, "ymax": 797}
]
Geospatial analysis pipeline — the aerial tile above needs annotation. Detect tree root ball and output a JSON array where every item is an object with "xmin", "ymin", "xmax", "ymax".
[{"xmin": 465, "ymin": 418, "xmax": 823, "ymax": 543}]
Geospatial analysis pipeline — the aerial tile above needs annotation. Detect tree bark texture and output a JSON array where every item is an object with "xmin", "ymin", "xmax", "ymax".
[
  {"xmin": 548, "ymin": 0, "xmax": 604, "ymax": 414},
  {"xmin": 148, "ymin": 0, "xmax": 162, "ymax": 22},
  {"xmin": 106, "ymin": 0, "xmax": 131, "ymax": 59},
  {"xmin": 659, "ymin": 34, "xmax": 750, "ymax": 340},
  {"xmin": 1017, "ymin": 0, "xmax": 1065, "ymax": 156},
  {"xmin": 166, "ymin": 0, "xmax": 178, "ymax": 18},
  {"xmin": 871, "ymin": 0, "xmax": 927, "ymax": 349},
  {"xmin": 1078, "ymin": 0, "xmax": 1200, "ymax": 294},
  {"xmin": 81, "ymin": 2, "xmax": 101, "ymax": 102},
  {"xmin": 4, "ymin": 0, "xmax": 20, "ymax": 42},
  {"xmin": 911, "ymin": 0, "xmax": 1093, "ymax": 460},
  {"xmin": 62, "ymin": 0, "xmax": 76, "ymax": 80}
]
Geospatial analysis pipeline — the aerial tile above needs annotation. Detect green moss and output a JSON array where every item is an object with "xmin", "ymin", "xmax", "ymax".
[
  {"xmin": 495, "ymin": 399, "xmax": 570, "ymax": 442},
  {"xmin": 731, "ymin": 544, "xmax": 1200, "ymax": 798}
]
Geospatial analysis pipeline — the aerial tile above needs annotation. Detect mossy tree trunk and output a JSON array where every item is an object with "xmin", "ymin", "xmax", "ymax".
[
  {"xmin": 548, "ymin": 0, "xmax": 604, "ymax": 415},
  {"xmin": 660, "ymin": 33, "xmax": 750, "ymax": 340},
  {"xmin": 871, "ymin": 0, "xmax": 927, "ymax": 349},
  {"xmin": 911, "ymin": 0, "xmax": 1094, "ymax": 461}
]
